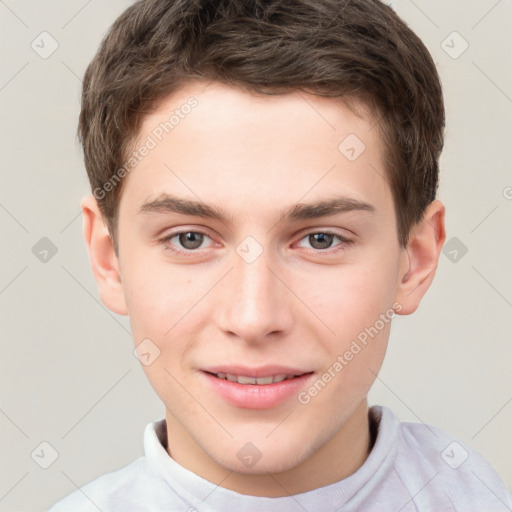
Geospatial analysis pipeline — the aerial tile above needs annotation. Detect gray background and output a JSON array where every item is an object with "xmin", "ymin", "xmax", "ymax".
[{"xmin": 1, "ymin": 1, "xmax": 511, "ymax": 510}]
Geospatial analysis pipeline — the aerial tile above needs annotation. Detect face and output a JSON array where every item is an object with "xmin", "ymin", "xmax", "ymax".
[{"xmin": 111, "ymin": 81, "xmax": 410, "ymax": 484}]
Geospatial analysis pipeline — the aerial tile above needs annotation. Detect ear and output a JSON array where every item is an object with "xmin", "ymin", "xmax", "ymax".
[
  {"xmin": 394, "ymin": 199, "xmax": 446, "ymax": 315},
  {"xmin": 81, "ymin": 195, "xmax": 128, "ymax": 316}
]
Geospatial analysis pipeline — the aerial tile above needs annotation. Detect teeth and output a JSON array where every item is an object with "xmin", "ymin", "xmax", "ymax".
[
  {"xmin": 255, "ymin": 376, "xmax": 274, "ymax": 385},
  {"xmin": 216, "ymin": 373, "xmax": 297, "ymax": 385},
  {"xmin": 237, "ymin": 375, "xmax": 256, "ymax": 384}
]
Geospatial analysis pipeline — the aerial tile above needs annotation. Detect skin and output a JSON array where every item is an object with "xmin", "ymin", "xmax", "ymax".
[{"xmin": 81, "ymin": 81, "xmax": 445, "ymax": 497}]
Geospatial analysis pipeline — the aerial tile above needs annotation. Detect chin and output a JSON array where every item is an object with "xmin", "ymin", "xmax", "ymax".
[
  {"xmin": 226, "ymin": 455, "xmax": 303, "ymax": 476},
  {"xmin": 210, "ymin": 435, "xmax": 313, "ymax": 476}
]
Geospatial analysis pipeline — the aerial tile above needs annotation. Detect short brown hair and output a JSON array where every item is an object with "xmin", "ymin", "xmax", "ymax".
[{"xmin": 78, "ymin": 0, "xmax": 444, "ymax": 253}]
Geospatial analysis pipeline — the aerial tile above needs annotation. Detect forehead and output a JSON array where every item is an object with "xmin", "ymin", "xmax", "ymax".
[{"xmin": 119, "ymin": 81, "xmax": 393, "ymax": 227}]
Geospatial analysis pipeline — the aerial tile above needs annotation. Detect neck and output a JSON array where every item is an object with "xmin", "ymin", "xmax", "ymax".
[{"xmin": 165, "ymin": 399, "xmax": 372, "ymax": 497}]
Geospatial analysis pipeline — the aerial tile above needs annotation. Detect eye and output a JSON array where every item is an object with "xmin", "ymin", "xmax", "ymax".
[
  {"xmin": 296, "ymin": 231, "xmax": 352, "ymax": 252},
  {"xmin": 160, "ymin": 230, "xmax": 213, "ymax": 253},
  {"xmin": 159, "ymin": 229, "xmax": 353, "ymax": 256}
]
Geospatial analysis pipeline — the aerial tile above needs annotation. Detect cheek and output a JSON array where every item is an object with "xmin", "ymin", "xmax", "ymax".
[
  {"xmin": 291, "ymin": 253, "xmax": 398, "ymax": 398},
  {"xmin": 296, "ymin": 261, "xmax": 398, "ymax": 337},
  {"xmin": 121, "ymin": 257, "xmax": 187, "ymax": 342},
  {"xmin": 122, "ymin": 255, "xmax": 214, "ymax": 367},
  {"xmin": 123, "ymin": 263, "xmax": 200, "ymax": 400}
]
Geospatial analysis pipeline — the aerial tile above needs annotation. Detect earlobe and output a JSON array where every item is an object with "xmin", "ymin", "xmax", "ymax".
[
  {"xmin": 394, "ymin": 200, "xmax": 446, "ymax": 315},
  {"xmin": 81, "ymin": 195, "xmax": 128, "ymax": 316}
]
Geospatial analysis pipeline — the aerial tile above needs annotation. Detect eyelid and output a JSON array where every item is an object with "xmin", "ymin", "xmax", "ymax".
[
  {"xmin": 294, "ymin": 230, "xmax": 352, "ymax": 252},
  {"xmin": 159, "ymin": 227, "xmax": 217, "ymax": 252},
  {"xmin": 159, "ymin": 227, "xmax": 353, "ymax": 256}
]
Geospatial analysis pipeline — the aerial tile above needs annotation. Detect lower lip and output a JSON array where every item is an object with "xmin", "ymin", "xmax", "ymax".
[{"xmin": 201, "ymin": 371, "xmax": 314, "ymax": 409}]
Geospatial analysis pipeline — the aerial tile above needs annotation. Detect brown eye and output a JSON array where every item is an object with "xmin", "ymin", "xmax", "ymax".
[
  {"xmin": 296, "ymin": 231, "xmax": 353, "ymax": 254},
  {"xmin": 177, "ymin": 232, "xmax": 204, "ymax": 250},
  {"xmin": 160, "ymin": 230, "xmax": 211, "ymax": 253},
  {"xmin": 308, "ymin": 233, "xmax": 335, "ymax": 250}
]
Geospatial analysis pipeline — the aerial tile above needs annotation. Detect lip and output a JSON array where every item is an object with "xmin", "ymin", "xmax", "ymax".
[
  {"xmin": 202, "ymin": 365, "xmax": 310, "ymax": 378},
  {"xmin": 200, "ymin": 367, "xmax": 314, "ymax": 409}
]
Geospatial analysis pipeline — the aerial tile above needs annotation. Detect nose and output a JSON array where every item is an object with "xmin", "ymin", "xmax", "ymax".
[{"xmin": 214, "ymin": 248, "xmax": 294, "ymax": 345}]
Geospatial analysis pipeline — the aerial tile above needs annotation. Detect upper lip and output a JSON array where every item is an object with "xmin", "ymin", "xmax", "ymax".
[{"xmin": 202, "ymin": 365, "xmax": 311, "ymax": 378}]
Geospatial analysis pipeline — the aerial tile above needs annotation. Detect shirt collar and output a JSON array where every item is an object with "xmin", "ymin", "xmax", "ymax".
[{"xmin": 143, "ymin": 405, "xmax": 399, "ymax": 512}]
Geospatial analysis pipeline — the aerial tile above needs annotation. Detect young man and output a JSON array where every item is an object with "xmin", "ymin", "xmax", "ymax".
[{"xmin": 49, "ymin": 0, "xmax": 511, "ymax": 510}]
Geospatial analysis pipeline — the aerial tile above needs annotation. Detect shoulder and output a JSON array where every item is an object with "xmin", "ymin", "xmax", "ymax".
[
  {"xmin": 385, "ymin": 407, "xmax": 512, "ymax": 511},
  {"xmin": 46, "ymin": 457, "xmax": 152, "ymax": 512},
  {"xmin": 46, "ymin": 419, "xmax": 174, "ymax": 512}
]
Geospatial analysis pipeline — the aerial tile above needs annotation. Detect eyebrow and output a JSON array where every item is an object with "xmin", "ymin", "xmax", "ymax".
[{"xmin": 138, "ymin": 193, "xmax": 376, "ymax": 224}]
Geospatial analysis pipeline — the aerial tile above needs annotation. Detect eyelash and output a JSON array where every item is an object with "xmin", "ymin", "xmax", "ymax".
[{"xmin": 158, "ymin": 229, "xmax": 353, "ymax": 257}]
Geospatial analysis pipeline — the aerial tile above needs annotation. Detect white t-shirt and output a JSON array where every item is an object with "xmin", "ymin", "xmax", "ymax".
[{"xmin": 47, "ymin": 405, "xmax": 512, "ymax": 511}]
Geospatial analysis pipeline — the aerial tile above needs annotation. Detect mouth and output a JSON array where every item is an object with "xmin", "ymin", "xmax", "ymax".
[
  {"xmin": 205, "ymin": 372, "xmax": 307, "ymax": 385},
  {"xmin": 200, "ymin": 367, "xmax": 314, "ymax": 409}
]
